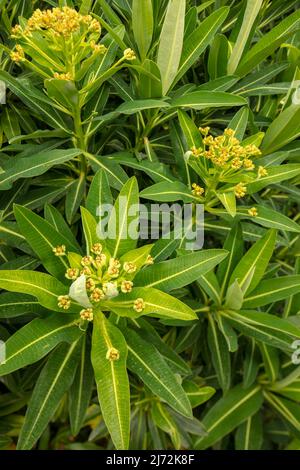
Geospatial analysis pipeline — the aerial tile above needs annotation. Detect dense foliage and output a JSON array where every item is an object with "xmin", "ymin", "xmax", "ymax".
[{"xmin": 1, "ymin": 0, "xmax": 300, "ymax": 451}]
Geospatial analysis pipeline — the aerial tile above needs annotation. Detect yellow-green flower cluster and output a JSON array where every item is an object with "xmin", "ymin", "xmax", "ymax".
[
  {"xmin": 193, "ymin": 128, "xmax": 262, "ymax": 172},
  {"xmin": 54, "ymin": 242, "xmax": 154, "ymax": 321},
  {"xmin": 13, "ymin": 7, "xmax": 100, "ymax": 38}
]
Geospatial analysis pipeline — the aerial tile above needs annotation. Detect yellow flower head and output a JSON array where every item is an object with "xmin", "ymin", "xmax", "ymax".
[
  {"xmin": 91, "ymin": 243, "xmax": 103, "ymax": 255},
  {"xmin": 123, "ymin": 48, "xmax": 136, "ymax": 61},
  {"xmin": 234, "ymin": 183, "xmax": 247, "ymax": 198},
  {"xmin": 121, "ymin": 280, "xmax": 133, "ymax": 293},
  {"xmin": 58, "ymin": 295, "xmax": 71, "ymax": 310},
  {"xmin": 10, "ymin": 44, "xmax": 25, "ymax": 62},
  {"xmin": 123, "ymin": 261, "xmax": 137, "ymax": 274},
  {"xmin": 106, "ymin": 347, "xmax": 120, "ymax": 361},
  {"xmin": 53, "ymin": 245, "xmax": 66, "ymax": 256},
  {"xmin": 248, "ymin": 207, "xmax": 258, "ymax": 217},
  {"xmin": 133, "ymin": 298, "xmax": 145, "ymax": 313},
  {"xmin": 258, "ymin": 166, "xmax": 268, "ymax": 178},
  {"xmin": 65, "ymin": 268, "xmax": 79, "ymax": 280},
  {"xmin": 192, "ymin": 183, "xmax": 205, "ymax": 197},
  {"xmin": 90, "ymin": 288, "xmax": 105, "ymax": 303},
  {"xmin": 80, "ymin": 308, "xmax": 94, "ymax": 322}
]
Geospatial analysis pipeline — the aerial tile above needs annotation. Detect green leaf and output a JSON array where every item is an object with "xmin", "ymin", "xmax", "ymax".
[
  {"xmin": 140, "ymin": 181, "xmax": 201, "ymax": 202},
  {"xmin": 116, "ymin": 99, "xmax": 170, "ymax": 114},
  {"xmin": 105, "ymin": 287, "xmax": 197, "ymax": 321},
  {"xmin": 228, "ymin": 229, "xmax": 276, "ymax": 295},
  {"xmin": 221, "ymin": 309, "xmax": 300, "ymax": 351},
  {"xmin": 207, "ymin": 315, "xmax": 231, "ymax": 392},
  {"xmin": 264, "ymin": 392, "xmax": 300, "ymax": 435},
  {"xmin": 243, "ymin": 275, "xmax": 300, "ymax": 308},
  {"xmin": 178, "ymin": 109, "xmax": 203, "ymax": 149},
  {"xmin": 0, "ymin": 314, "xmax": 81, "ymax": 376},
  {"xmin": 235, "ymin": 412, "xmax": 263, "ymax": 450},
  {"xmin": 132, "ymin": 0, "xmax": 153, "ymax": 60},
  {"xmin": 171, "ymin": 91, "xmax": 247, "ymax": 109},
  {"xmin": 182, "ymin": 381, "xmax": 216, "ymax": 408},
  {"xmin": 65, "ymin": 177, "xmax": 86, "ymax": 225},
  {"xmin": 238, "ymin": 206, "xmax": 300, "ymax": 233},
  {"xmin": 91, "ymin": 313, "xmax": 130, "ymax": 450},
  {"xmin": 0, "ymin": 270, "xmax": 79, "ymax": 313},
  {"xmin": 236, "ymin": 10, "xmax": 300, "ymax": 76},
  {"xmin": 44, "ymin": 204, "xmax": 81, "ymax": 252},
  {"xmin": 14, "ymin": 205, "xmax": 78, "ymax": 281},
  {"xmin": 17, "ymin": 340, "xmax": 80, "ymax": 450},
  {"xmin": 228, "ymin": 107, "xmax": 249, "ymax": 140},
  {"xmin": 216, "ymin": 192, "xmax": 236, "ymax": 217},
  {"xmin": 123, "ymin": 327, "xmax": 192, "ymax": 417},
  {"xmin": 0, "ymin": 149, "xmax": 81, "ymax": 190},
  {"xmin": 0, "ymin": 71, "xmax": 70, "ymax": 131},
  {"xmin": 217, "ymin": 222, "xmax": 244, "ymax": 298},
  {"xmin": 247, "ymin": 164, "xmax": 300, "ymax": 193},
  {"xmin": 86, "ymin": 169, "xmax": 113, "ymax": 219},
  {"xmin": 106, "ymin": 177, "xmax": 139, "ymax": 258},
  {"xmin": 195, "ymin": 384, "xmax": 263, "ymax": 449},
  {"xmin": 174, "ymin": 7, "xmax": 229, "ymax": 85},
  {"xmin": 157, "ymin": 0, "xmax": 186, "ymax": 94},
  {"xmin": 80, "ymin": 207, "xmax": 100, "ymax": 255},
  {"xmin": 0, "ymin": 292, "xmax": 41, "ymax": 318},
  {"xmin": 227, "ymin": 0, "xmax": 263, "ymax": 74},
  {"xmin": 134, "ymin": 249, "xmax": 228, "ymax": 291},
  {"xmin": 261, "ymin": 104, "xmax": 300, "ymax": 154},
  {"xmin": 69, "ymin": 335, "xmax": 94, "ymax": 436}
]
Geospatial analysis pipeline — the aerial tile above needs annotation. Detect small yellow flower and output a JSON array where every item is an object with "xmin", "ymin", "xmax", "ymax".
[
  {"xmin": 90, "ymin": 288, "xmax": 105, "ymax": 303},
  {"xmin": 192, "ymin": 183, "xmax": 205, "ymax": 197},
  {"xmin": 231, "ymin": 157, "xmax": 242, "ymax": 169},
  {"xmin": 86, "ymin": 278, "xmax": 96, "ymax": 291},
  {"xmin": 90, "ymin": 41, "xmax": 107, "ymax": 54},
  {"xmin": 199, "ymin": 126, "xmax": 210, "ymax": 135},
  {"xmin": 121, "ymin": 280, "xmax": 133, "ymax": 293},
  {"xmin": 145, "ymin": 255, "xmax": 154, "ymax": 265},
  {"xmin": 107, "ymin": 266, "xmax": 120, "ymax": 278},
  {"xmin": 123, "ymin": 48, "xmax": 136, "ymax": 60},
  {"xmin": 65, "ymin": 268, "xmax": 79, "ymax": 280},
  {"xmin": 258, "ymin": 166, "xmax": 268, "ymax": 178},
  {"xmin": 53, "ymin": 245, "xmax": 66, "ymax": 256},
  {"xmin": 80, "ymin": 267, "xmax": 92, "ymax": 276},
  {"xmin": 224, "ymin": 128, "xmax": 235, "ymax": 137},
  {"xmin": 234, "ymin": 183, "xmax": 247, "ymax": 198},
  {"xmin": 133, "ymin": 298, "xmax": 145, "ymax": 313},
  {"xmin": 10, "ymin": 44, "xmax": 25, "ymax": 62},
  {"xmin": 191, "ymin": 146, "xmax": 202, "ymax": 157},
  {"xmin": 80, "ymin": 308, "xmax": 93, "ymax": 322},
  {"xmin": 243, "ymin": 158, "xmax": 255, "ymax": 170},
  {"xmin": 106, "ymin": 347, "xmax": 120, "ymax": 361},
  {"xmin": 248, "ymin": 207, "xmax": 258, "ymax": 217},
  {"xmin": 109, "ymin": 258, "xmax": 121, "ymax": 269},
  {"xmin": 58, "ymin": 295, "xmax": 71, "ymax": 310},
  {"xmin": 123, "ymin": 261, "xmax": 137, "ymax": 274},
  {"xmin": 81, "ymin": 255, "xmax": 93, "ymax": 266},
  {"xmin": 53, "ymin": 72, "xmax": 73, "ymax": 80},
  {"xmin": 93, "ymin": 254, "xmax": 107, "ymax": 268},
  {"xmin": 91, "ymin": 243, "xmax": 103, "ymax": 255}
]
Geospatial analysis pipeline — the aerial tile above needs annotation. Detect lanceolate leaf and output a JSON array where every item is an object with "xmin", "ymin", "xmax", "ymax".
[
  {"xmin": 228, "ymin": 229, "xmax": 276, "ymax": 295},
  {"xmin": 14, "ymin": 205, "xmax": 80, "ymax": 280},
  {"xmin": 17, "ymin": 340, "xmax": 80, "ymax": 450},
  {"xmin": 157, "ymin": 0, "xmax": 186, "ymax": 94},
  {"xmin": 0, "ymin": 270, "xmax": 80, "ymax": 313},
  {"xmin": 174, "ymin": 7, "xmax": 229, "ymax": 85},
  {"xmin": 123, "ymin": 328, "xmax": 192, "ymax": 417},
  {"xmin": 91, "ymin": 313, "xmax": 130, "ymax": 450},
  {"xmin": 0, "ymin": 149, "xmax": 81, "ymax": 190},
  {"xmin": 105, "ymin": 287, "xmax": 197, "ymax": 321},
  {"xmin": 0, "ymin": 314, "xmax": 81, "ymax": 376},
  {"xmin": 134, "ymin": 249, "xmax": 228, "ymax": 291},
  {"xmin": 106, "ymin": 177, "xmax": 139, "ymax": 258},
  {"xmin": 195, "ymin": 384, "xmax": 263, "ymax": 449},
  {"xmin": 171, "ymin": 91, "xmax": 247, "ymax": 110},
  {"xmin": 243, "ymin": 276, "xmax": 300, "ymax": 308}
]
